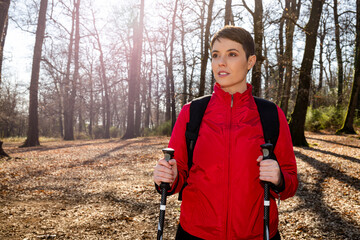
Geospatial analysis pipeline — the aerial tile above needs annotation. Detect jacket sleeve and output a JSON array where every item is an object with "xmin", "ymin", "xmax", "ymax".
[
  {"xmin": 155, "ymin": 103, "xmax": 190, "ymax": 195},
  {"xmin": 271, "ymin": 106, "xmax": 298, "ymax": 200}
]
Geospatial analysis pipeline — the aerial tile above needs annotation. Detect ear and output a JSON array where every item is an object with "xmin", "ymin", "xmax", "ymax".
[{"xmin": 247, "ymin": 55, "xmax": 257, "ymax": 70}]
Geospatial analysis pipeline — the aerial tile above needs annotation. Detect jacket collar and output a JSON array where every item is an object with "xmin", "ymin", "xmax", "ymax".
[{"xmin": 213, "ymin": 83, "xmax": 253, "ymax": 106}]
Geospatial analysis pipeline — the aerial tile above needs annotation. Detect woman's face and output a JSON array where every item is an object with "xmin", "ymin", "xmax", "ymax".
[{"xmin": 211, "ymin": 38, "xmax": 256, "ymax": 94}]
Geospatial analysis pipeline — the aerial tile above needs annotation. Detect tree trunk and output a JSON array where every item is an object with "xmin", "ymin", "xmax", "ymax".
[
  {"xmin": 198, "ymin": 0, "xmax": 205, "ymax": 97},
  {"xmin": 280, "ymin": 0, "xmax": 300, "ymax": 116},
  {"xmin": 73, "ymin": 0, "xmax": 81, "ymax": 135},
  {"xmin": 88, "ymin": 67, "xmax": 93, "ymax": 138},
  {"xmin": 22, "ymin": 0, "xmax": 48, "ymax": 147},
  {"xmin": 78, "ymin": 93, "xmax": 83, "ymax": 133},
  {"xmin": 333, "ymin": 0, "xmax": 344, "ymax": 107},
  {"xmin": 318, "ymin": 18, "xmax": 326, "ymax": 93},
  {"xmin": 199, "ymin": 0, "xmax": 214, "ymax": 97},
  {"xmin": 155, "ymin": 59, "xmax": 160, "ymax": 127},
  {"xmin": 243, "ymin": 0, "xmax": 264, "ymax": 97},
  {"xmin": 165, "ymin": 52, "xmax": 170, "ymax": 122},
  {"xmin": 134, "ymin": 0, "xmax": 145, "ymax": 137},
  {"xmin": 134, "ymin": 79, "xmax": 142, "ymax": 136},
  {"xmin": 54, "ymin": 77, "xmax": 64, "ymax": 138},
  {"xmin": 263, "ymin": 36, "xmax": 270, "ymax": 99},
  {"xmin": 337, "ymin": 0, "xmax": 360, "ymax": 134},
  {"xmin": 0, "ymin": 141, "xmax": 9, "ymax": 158},
  {"xmin": 253, "ymin": 0, "xmax": 264, "ymax": 97},
  {"xmin": 189, "ymin": 56, "xmax": 196, "ymax": 101},
  {"xmin": 145, "ymin": 34, "xmax": 153, "ymax": 129},
  {"xmin": 122, "ymin": 0, "xmax": 144, "ymax": 139},
  {"xmin": 63, "ymin": 3, "xmax": 75, "ymax": 141},
  {"xmin": 312, "ymin": 18, "xmax": 326, "ymax": 109},
  {"xmin": 289, "ymin": 0, "xmax": 324, "ymax": 147},
  {"xmin": 93, "ymin": 15, "xmax": 110, "ymax": 138},
  {"xmin": 169, "ymin": 0, "xmax": 179, "ymax": 130},
  {"xmin": 63, "ymin": 0, "xmax": 80, "ymax": 140},
  {"xmin": 100, "ymin": 54, "xmax": 110, "ymax": 139},
  {"xmin": 225, "ymin": 0, "xmax": 234, "ymax": 26},
  {"xmin": 0, "ymin": 0, "xmax": 10, "ymax": 85},
  {"xmin": 276, "ymin": 8, "xmax": 285, "ymax": 105},
  {"xmin": 59, "ymin": 104, "xmax": 64, "ymax": 138},
  {"xmin": 180, "ymin": 12, "xmax": 188, "ymax": 106}
]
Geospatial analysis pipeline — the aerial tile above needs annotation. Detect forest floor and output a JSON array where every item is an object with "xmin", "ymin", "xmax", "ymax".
[{"xmin": 0, "ymin": 132, "xmax": 359, "ymax": 240}]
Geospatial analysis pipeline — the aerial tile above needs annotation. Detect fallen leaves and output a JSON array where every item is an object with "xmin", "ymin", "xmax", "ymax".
[{"xmin": 0, "ymin": 134, "xmax": 359, "ymax": 239}]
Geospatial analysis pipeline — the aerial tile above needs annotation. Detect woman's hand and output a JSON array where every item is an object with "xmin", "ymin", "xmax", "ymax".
[
  {"xmin": 257, "ymin": 156, "xmax": 282, "ymax": 186},
  {"xmin": 153, "ymin": 158, "xmax": 178, "ymax": 186}
]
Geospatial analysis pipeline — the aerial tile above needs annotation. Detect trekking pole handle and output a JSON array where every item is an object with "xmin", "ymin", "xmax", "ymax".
[
  {"xmin": 162, "ymin": 148, "xmax": 175, "ymax": 162},
  {"xmin": 261, "ymin": 143, "xmax": 273, "ymax": 160},
  {"xmin": 160, "ymin": 148, "xmax": 174, "ymax": 189}
]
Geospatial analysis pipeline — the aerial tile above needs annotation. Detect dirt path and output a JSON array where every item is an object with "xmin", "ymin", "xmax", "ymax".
[{"xmin": 0, "ymin": 132, "xmax": 359, "ymax": 239}]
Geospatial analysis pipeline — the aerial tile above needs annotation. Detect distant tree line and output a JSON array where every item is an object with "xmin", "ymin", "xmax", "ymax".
[{"xmin": 0, "ymin": 0, "xmax": 359, "ymax": 148}]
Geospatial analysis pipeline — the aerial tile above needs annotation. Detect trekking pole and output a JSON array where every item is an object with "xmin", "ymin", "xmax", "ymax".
[
  {"xmin": 157, "ymin": 148, "xmax": 175, "ymax": 240},
  {"xmin": 260, "ymin": 143, "xmax": 273, "ymax": 240}
]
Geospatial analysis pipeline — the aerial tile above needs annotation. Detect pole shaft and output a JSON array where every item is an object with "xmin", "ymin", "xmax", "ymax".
[
  {"xmin": 157, "ymin": 185, "xmax": 168, "ymax": 240},
  {"xmin": 260, "ymin": 143, "xmax": 273, "ymax": 240},
  {"xmin": 264, "ymin": 182, "xmax": 270, "ymax": 240}
]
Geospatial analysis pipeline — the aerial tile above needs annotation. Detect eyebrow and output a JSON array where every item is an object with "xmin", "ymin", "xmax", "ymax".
[{"xmin": 211, "ymin": 48, "xmax": 240, "ymax": 53}]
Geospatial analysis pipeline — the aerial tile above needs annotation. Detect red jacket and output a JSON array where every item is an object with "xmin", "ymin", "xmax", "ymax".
[{"xmin": 168, "ymin": 83, "xmax": 298, "ymax": 239}]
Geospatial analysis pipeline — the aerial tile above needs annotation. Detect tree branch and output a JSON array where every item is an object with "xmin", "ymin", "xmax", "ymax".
[{"xmin": 241, "ymin": 0, "xmax": 254, "ymax": 16}]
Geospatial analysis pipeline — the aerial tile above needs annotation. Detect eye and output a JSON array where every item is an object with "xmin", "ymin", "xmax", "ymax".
[
  {"xmin": 212, "ymin": 53, "xmax": 218, "ymax": 58},
  {"xmin": 229, "ymin": 52, "xmax": 237, "ymax": 57}
]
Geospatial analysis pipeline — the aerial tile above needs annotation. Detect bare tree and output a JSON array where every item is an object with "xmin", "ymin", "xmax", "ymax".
[
  {"xmin": 23, "ymin": 0, "xmax": 48, "ymax": 147},
  {"xmin": 134, "ymin": 1, "xmax": 145, "ymax": 137},
  {"xmin": 225, "ymin": 0, "xmax": 234, "ymax": 26},
  {"xmin": 337, "ymin": 0, "xmax": 360, "ymax": 134},
  {"xmin": 280, "ymin": 0, "xmax": 301, "ymax": 116},
  {"xmin": 74, "ymin": 0, "xmax": 81, "ymax": 135},
  {"xmin": 317, "ymin": 15, "xmax": 327, "ymax": 93},
  {"xmin": 161, "ymin": 25, "xmax": 171, "ymax": 122},
  {"xmin": 333, "ymin": 0, "xmax": 344, "ymax": 107},
  {"xmin": 88, "ymin": 60, "xmax": 94, "ymax": 138},
  {"xmin": 91, "ymin": 9, "xmax": 111, "ymax": 139},
  {"xmin": 144, "ymin": 30, "xmax": 153, "ymax": 129},
  {"xmin": 0, "ymin": 0, "xmax": 11, "ymax": 156},
  {"xmin": 155, "ymin": 53, "xmax": 161, "ymax": 127},
  {"xmin": 169, "ymin": 0, "xmax": 179, "ymax": 129},
  {"xmin": 263, "ymin": 35, "xmax": 270, "ymax": 99},
  {"xmin": 289, "ymin": 0, "xmax": 325, "ymax": 146},
  {"xmin": 276, "ymin": 5, "xmax": 286, "ymax": 104},
  {"xmin": 122, "ymin": 0, "xmax": 144, "ymax": 139},
  {"xmin": 63, "ymin": 0, "xmax": 80, "ymax": 141},
  {"xmin": 199, "ymin": 0, "xmax": 214, "ymax": 97},
  {"xmin": 0, "ymin": 0, "xmax": 10, "ymax": 85},
  {"xmin": 242, "ymin": 0, "xmax": 264, "ymax": 97},
  {"xmin": 179, "ymin": 1, "xmax": 188, "ymax": 106}
]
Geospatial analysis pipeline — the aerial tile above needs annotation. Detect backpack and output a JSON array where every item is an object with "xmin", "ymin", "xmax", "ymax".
[{"xmin": 179, "ymin": 95, "xmax": 280, "ymax": 200}]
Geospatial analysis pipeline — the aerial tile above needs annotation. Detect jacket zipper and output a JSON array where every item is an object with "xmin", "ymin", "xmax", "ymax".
[
  {"xmin": 277, "ymin": 193, "xmax": 281, "ymax": 205},
  {"xmin": 226, "ymin": 95, "xmax": 233, "ymax": 239}
]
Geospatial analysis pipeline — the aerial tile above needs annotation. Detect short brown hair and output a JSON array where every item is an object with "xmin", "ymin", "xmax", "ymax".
[{"xmin": 210, "ymin": 26, "xmax": 255, "ymax": 59}]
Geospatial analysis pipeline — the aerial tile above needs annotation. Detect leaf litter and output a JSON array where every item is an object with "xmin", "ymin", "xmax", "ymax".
[{"xmin": 0, "ymin": 133, "xmax": 359, "ymax": 239}]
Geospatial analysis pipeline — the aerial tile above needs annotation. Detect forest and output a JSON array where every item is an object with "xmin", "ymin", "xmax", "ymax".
[
  {"xmin": 0, "ymin": 1, "xmax": 360, "ymax": 239},
  {"xmin": 0, "ymin": 0, "xmax": 359, "ymax": 147}
]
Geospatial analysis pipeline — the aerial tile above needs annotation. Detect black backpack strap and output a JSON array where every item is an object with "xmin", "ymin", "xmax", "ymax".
[
  {"xmin": 254, "ymin": 97, "xmax": 279, "ymax": 150},
  {"xmin": 254, "ymin": 97, "xmax": 284, "ymax": 193},
  {"xmin": 179, "ymin": 95, "xmax": 211, "ymax": 200}
]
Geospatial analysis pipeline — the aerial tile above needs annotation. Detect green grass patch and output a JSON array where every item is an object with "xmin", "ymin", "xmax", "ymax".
[{"xmin": 144, "ymin": 121, "xmax": 172, "ymax": 137}]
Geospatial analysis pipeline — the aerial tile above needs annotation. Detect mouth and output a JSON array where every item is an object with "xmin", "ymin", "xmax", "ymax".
[{"xmin": 218, "ymin": 71, "xmax": 229, "ymax": 77}]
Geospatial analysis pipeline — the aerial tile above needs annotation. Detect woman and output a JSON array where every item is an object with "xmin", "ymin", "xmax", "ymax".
[{"xmin": 154, "ymin": 26, "xmax": 298, "ymax": 240}]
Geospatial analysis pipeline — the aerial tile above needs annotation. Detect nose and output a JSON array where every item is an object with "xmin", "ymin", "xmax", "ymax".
[{"xmin": 217, "ymin": 55, "xmax": 226, "ymax": 66}]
